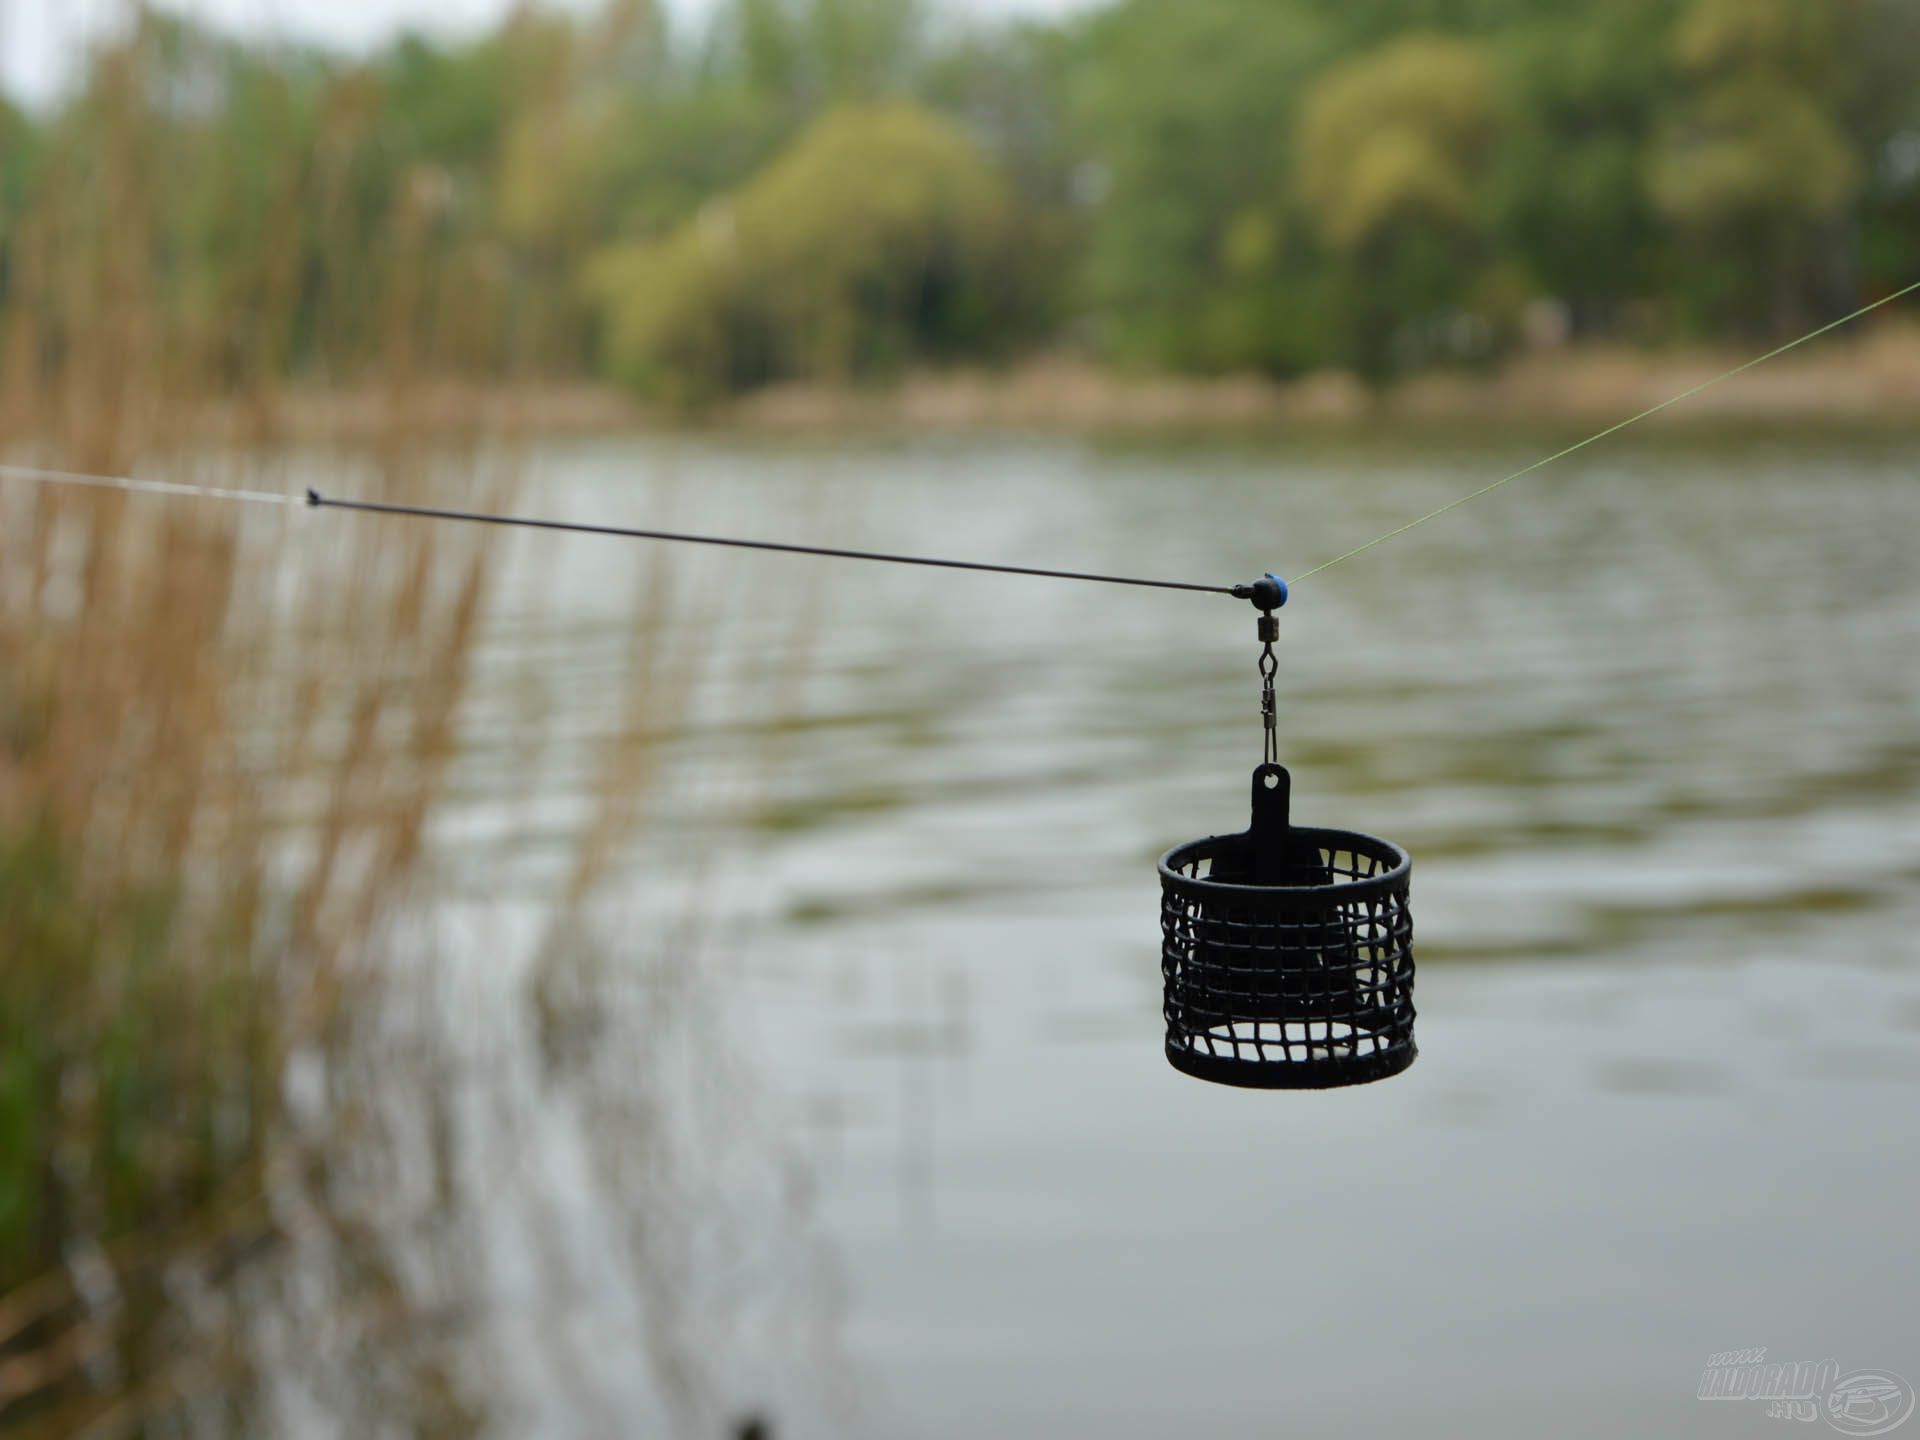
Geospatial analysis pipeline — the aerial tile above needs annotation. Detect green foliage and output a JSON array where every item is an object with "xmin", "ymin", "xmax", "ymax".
[
  {"xmin": 1295, "ymin": 35, "xmax": 1499, "ymax": 375},
  {"xmin": 1064, "ymin": 0, "xmax": 1911, "ymax": 378},
  {"xmin": 2, "ymin": 0, "xmax": 1916, "ymax": 394},
  {"xmin": 0, "ymin": 96, "xmax": 36, "ymax": 307},
  {"xmin": 1487, "ymin": 3, "xmax": 1677, "ymax": 329},
  {"xmin": 0, "ymin": 821, "xmax": 270, "ymax": 1297},
  {"xmin": 588, "ymin": 102, "xmax": 1023, "ymax": 402},
  {"xmin": 1853, "ymin": 1, "xmax": 1920, "ymax": 295},
  {"xmin": 0, "ymin": 95, "xmax": 35, "ymax": 207},
  {"xmin": 1649, "ymin": 0, "xmax": 1864, "ymax": 330},
  {"xmin": 1651, "ymin": 83, "xmax": 1859, "ymax": 230},
  {"xmin": 1068, "ymin": 0, "xmax": 1343, "ymax": 371},
  {"xmin": 385, "ymin": 30, "xmax": 515, "ymax": 170},
  {"xmin": 1298, "ymin": 36, "xmax": 1495, "ymax": 251},
  {"xmin": 1670, "ymin": 0, "xmax": 1850, "ymax": 87},
  {"xmin": 706, "ymin": 0, "xmax": 925, "ymax": 104}
]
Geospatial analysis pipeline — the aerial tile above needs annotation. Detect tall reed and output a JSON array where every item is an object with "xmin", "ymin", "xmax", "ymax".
[
  {"xmin": 1, "ymin": 14, "xmax": 532, "ymax": 1431},
  {"xmin": 2, "ymin": 11, "xmax": 841, "ymax": 1433}
]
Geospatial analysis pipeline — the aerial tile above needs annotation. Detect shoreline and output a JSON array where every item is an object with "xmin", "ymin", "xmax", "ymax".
[
  {"xmin": 192, "ymin": 325, "xmax": 1920, "ymax": 444},
  {"xmin": 722, "ymin": 327, "xmax": 1920, "ymax": 434}
]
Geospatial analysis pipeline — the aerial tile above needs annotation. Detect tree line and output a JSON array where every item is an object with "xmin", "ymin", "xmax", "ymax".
[{"xmin": 1, "ymin": 0, "xmax": 1915, "ymax": 404}]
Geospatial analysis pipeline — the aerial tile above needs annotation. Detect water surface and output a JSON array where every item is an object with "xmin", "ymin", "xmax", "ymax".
[{"xmin": 310, "ymin": 427, "xmax": 1920, "ymax": 1437}]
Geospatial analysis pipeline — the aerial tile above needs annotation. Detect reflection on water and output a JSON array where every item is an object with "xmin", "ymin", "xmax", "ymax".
[{"xmin": 359, "ymin": 427, "xmax": 1914, "ymax": 1438}]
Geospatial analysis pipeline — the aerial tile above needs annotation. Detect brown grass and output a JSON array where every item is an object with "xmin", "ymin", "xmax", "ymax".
[
  {"xmin": 0, "ymin": 14, "xmax": 846, "ymax": 1431},
  {"xmin": 715, "ymin": 323, "xmax": 1920, "ymax": 434},
  {"xmin": 1, "ymin": 18, "xmax": 593, "ymax": 1433}
]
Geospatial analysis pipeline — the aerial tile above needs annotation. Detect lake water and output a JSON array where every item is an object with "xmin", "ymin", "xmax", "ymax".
[{"xmin": 277, "ymin": 427, "xmax": 1920, "ymax": 1437}]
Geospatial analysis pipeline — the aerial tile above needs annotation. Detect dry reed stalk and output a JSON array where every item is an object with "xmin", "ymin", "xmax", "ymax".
[
  {"xmin": 0, "ymin": 14, "xmax": 539, "ymax": 1428},
  {"xmin": 0, "ymin": 10, "xmax": 833, "ymax": 1433}
]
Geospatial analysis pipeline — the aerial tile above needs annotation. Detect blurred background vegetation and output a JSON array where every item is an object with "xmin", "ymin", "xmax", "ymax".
[{"xmin": 2, "ymin": 0, "xmax": 1916, "ymax": 404}]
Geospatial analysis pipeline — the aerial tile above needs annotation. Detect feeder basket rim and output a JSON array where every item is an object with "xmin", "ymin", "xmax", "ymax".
[
  {"xmin": 1165, "ymin": 1037, "xmax": 1417, "ymax": 1089},
  {"xmin": 1157, "ymin": 824, "xmax": 1411, "ymax": 899}
]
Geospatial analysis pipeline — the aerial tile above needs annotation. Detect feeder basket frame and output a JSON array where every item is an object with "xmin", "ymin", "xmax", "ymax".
[{"xmin": 1158, "ymin": 764, "xmax": 1415, "ymax": 1089}]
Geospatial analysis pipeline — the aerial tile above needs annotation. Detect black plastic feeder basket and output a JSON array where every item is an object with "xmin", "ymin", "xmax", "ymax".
[{"xmin": 1159, "ymin": 764, "xmax": 1415, "ymax": 1088}]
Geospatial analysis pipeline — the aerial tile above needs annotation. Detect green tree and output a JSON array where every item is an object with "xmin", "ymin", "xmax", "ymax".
[
  {"xmin": 587, "ymin": 101, "xmax": 1024, "ymax": 402},
  {"xmin": 1296, "ymin": 34, "xmax": 1499, "ymax": 376},
  {"xmin": 1853, "ymin": 0, "xmax": 1920, "ymax": 297},
  {"xmin": 1648, "ymin": 0, "xmax": 1863, "ymax": 332},
  {"xmin": 0, "ymin": 96, "xmax": 37, "ymax": 308},
  {"xmin": 705, "ymin": 0, "xmax": 924, "ymax": 107},
  {"xmin": 1489, "ymin": 1, "xmax": 1678, "ymax": 334},
  {"xmin": 1069, "ymin": 0, "xmax": 1344, "ymax": 373},
  {"xmin": 6, "ymin": 0, "xmax": 1916, "ymax": 396}
]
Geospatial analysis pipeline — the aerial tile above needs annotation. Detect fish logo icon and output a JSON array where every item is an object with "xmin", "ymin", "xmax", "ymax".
[{"xmin": 1827, "ymin": 1371, "xmax": 1916, "ymax": 1436}]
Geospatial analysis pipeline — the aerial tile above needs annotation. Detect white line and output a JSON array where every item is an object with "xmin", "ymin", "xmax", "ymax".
[
  {"xmin": 0, "ymin": 463, "xmax": 291, "ymax": 506},
  {"xmin": 1291, "ymin": 278, "xmax": 1920, "ymax": 582}
]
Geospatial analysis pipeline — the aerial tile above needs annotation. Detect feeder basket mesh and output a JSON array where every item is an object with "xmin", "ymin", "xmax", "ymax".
[{"xmin": 1159, "ymin": 781, "xmax": 1415, "ymax": 1088}]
